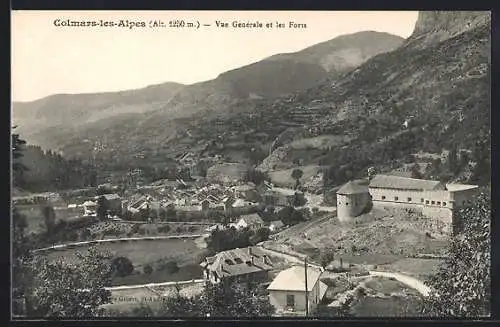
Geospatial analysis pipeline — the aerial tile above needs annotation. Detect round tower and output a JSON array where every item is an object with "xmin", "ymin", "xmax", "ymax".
[{"xmin": 336, "ymin": 180, "xmax": 371, "ymax": 223}]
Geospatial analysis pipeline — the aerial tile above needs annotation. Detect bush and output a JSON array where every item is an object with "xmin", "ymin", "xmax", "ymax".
[
  {"xmin": 111, "ymin": 256, "xmax": 135, "ymax": 277},
  {"xmin": 143, "ymin": 264, "xmax": 153, "ymax": 275}
]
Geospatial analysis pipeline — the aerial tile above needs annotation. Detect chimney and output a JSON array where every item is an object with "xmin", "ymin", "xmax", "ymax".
[
  {"xmin": 251, "ymin": 255, "xmax": 254, "ymax": 265},
  {"xmin": 248, "ymin": 247, "xmax": 252, "ymax": 256}
]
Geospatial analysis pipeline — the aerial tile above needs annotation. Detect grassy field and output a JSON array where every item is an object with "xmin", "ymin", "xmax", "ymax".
[
  {"xmin": 289, "ymin": 135, "xmax": 349, "ymax": 151},
  {"xmin": 112, "ymin": 263, "xmax": 204, "ymax": 286},
  {"xmin": 268, "ymin": 165, "xmax": 323, "ymax": 188},
  {"xmin": 364, "ymin": 277, "xmax": 420, "ymax": 296},
  {"xmin": 350, "ymin": 295, "xmax": 424, "ymax": 317},
  {"xmin": 44, "ymin": 238, "xmax": 206, "ymax": 266},
  {"xmin": 41, "ymin": 238, "xmax": 209, "ymax": 286},
  {"xmin": 378, "ymin": 258, "xmax": 444, "ymax": 281}
]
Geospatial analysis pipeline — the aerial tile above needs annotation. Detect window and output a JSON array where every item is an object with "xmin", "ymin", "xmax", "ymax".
[
  {"xmin": 394, "ymin": 196, "xmax": 399, "ymax": 201},
  {"xmin": 431, "ymin": 201, "xmax": 435, "ymax": 205},
  {"xmin": 425, "ymin": 200, "xmax": 429, "ymax": 204},
  {"xmin": 225, "ymin": 259, "xmax": 235, "ymax": 265},
  {"xmin": 437, "ymin": 201, "xmax": 441, "ymax": 205},
  {"xmin": 421, "ymin": 198, "xmax": 424, "ymax": 203},
  {"xmin": 286, "ymin": 294, "xmax": 295, "ymax": 308},
  {"xmin": 234, "ymin": 258, "xmax": 243, "ymax": 264},
  {"xmin": 443, "ymin": 202, "xmax": 447, "ymax": 206},
  {"xmin": 346, "ymin": 202, "xmax": 349, "ymax": 206},
  {"xmin": 407, "ymin": 197, "xmax": 412, "ymax": 202},
  {"xmin": 381, "ymin": 196, "xmax": 386, "ymax": 200}
]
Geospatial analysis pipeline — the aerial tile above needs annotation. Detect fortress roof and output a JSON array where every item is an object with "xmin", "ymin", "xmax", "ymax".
[
  {"xmin": 337, "ymin": 179, "xmax": 369, "ymax": 195},
  {"xmin": 369, "ymin": 175, "xmax": 443, "ymax": 191}
]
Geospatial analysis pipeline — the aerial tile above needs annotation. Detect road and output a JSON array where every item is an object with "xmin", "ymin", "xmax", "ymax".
[{"xmin": 33, "ymin": 234, "xmax": 203, "ymax": 253}]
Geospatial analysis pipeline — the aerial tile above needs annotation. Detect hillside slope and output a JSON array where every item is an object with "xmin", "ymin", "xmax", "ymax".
[
  {"xmin": 265, "ymin": 31, "xmax": 404, "ymax": 74},
  {"xmin": 12, "ymin": 82, "xmax": 185, "ymax": 145},
  {"xmin": 149, "ymin": 31, "xmax": 404, "ymax": 117},
  {"xmin": 173, "ymin": 11, "xmax": 490, "ymax": 189},
  {"xmin": 259, "ymin": 11, "xmax": 491, "ymax": 186}
]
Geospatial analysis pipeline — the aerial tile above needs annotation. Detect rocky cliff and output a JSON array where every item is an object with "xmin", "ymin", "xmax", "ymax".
[{"xmin": 405, "ymin": 11, "xmax": 490, "ymax": 48}]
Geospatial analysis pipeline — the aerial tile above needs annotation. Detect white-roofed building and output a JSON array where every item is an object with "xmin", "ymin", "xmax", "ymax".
[
  {"xmin": 267, "ymin": 265, "xmax": 327, "ymax": 315},
  {"xmin": 234, "ymin": 213, "xmax": 265, "ymax": 230},
  {"xmin": 82, "ymin": 200, "xmax": 97, "ymax": 216}
]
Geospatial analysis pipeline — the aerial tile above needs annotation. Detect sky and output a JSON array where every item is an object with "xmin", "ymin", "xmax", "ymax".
[{"xmin": 11, "ymin": 11, "xmax": 418, "ymax": 102}]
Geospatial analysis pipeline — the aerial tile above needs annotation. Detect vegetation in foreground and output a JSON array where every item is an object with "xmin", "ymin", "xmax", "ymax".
[
  {"xmin": 423, "ymin": 190, "xmax": 491, "ymax": 317},
  {"xmin": 105, "ymin": 279, "xmax": 274, "ymax": 317}
]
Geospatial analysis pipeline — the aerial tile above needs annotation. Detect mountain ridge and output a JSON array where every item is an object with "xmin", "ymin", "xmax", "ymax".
[{"xmin": 12, "ymin": 30, "xmax": 405, "ymax": 148}]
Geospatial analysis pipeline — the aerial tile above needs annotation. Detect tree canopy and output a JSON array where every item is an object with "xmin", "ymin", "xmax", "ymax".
[
  {"xmin": 96, "ymin": 196, "xmax": 108, "ymax": 221},
  {"xmin": 206, "ymin": 226, "xmax": 253, "ymax": 253},
  {"xmin": 12, "ymin": 127, "xmax": 27, "ymax": 188},
  {"xmin": 278, "ymin": 206, "xmax": 305, "ymax": 226},
  {"xmin": 291, "ymin": 168, "xmax": 303, "ymax": 189},
  {"xmin": 27, "ymin": 246, "xmax": 113, "ymax": 318}
]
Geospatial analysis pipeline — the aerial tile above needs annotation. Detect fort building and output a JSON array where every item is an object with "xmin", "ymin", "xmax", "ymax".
[
  {"xmin": 336, "ymin": 179, "xmax": 371, "ymax": 223},
  {"xmin": 336, "ymin": 174, "xmax": 479, "ymax": 233}
]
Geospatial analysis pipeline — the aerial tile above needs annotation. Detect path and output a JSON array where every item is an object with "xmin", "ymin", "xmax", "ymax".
[
  {"xmin": 33, "ymin": 234, "xmax": 203, "ymax": 253},
  {"xmin": 368, "ymin": 271, "xmax": 431, "ymax": 297},
  {"xmin": 256, "ymin": 244, "xmax": 323, "ymax": 270},
  {"xmin": 273, "ymin": 214, "xmax": 332, "ymax": 240}
]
